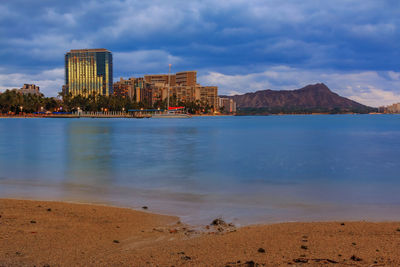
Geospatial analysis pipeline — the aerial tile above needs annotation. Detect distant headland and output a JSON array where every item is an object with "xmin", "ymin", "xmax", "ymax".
[{"xmin": 222, "ymin": 83, "xmax": 377, "ymax": 114}]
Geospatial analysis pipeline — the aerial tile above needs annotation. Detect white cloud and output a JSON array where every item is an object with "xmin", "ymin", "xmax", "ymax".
[
  {"xmin": 348, "ymin": 88, "xmax": 400, "ymax": 107},
  {"xmin": 0, "ymin": 68, "xmax": 64, "ymax": 97},
  {"xmin": 101, "ymin": 2, "xmax": 191, "ymax": 39},
  {"xmin": 43, "ymin": 8, "xmax": 77, "ymax": 27},
  {"xmin": 388, "ymin": 71, "xmax": 400, "ymax": 81},
  {"xmin": 199, "ymin": 66, "xmax": 400, "ymax": 107},
  {"xmin": 351, "ymin": 23, "xmax": 396, "ymax": 38}
]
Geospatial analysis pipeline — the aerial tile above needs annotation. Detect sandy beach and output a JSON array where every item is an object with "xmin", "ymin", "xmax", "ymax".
[{"xmin": 1, "ymin": 199, "xmax": 400, "ymax": 266}]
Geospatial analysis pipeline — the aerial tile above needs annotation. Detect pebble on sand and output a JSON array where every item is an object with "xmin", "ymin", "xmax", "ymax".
[
  {"xmin": 211, "ymin": 218, "xmax": 226, "ymax": 226},
  {"xmin": 245, "ymin": 260, "xmax": 256, "ymax": 266},
  {"xmin": 293, "ymin": 258, "xmax": 308, "ymax": 263},
  {"xmin": 351, "ymin": 255, "xmax": 362, "ymax": 261}
]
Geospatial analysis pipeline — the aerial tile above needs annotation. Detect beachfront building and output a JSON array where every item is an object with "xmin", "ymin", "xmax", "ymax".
[
  {"xmin": 219, "ymin": 97, "xmax": 237, "ymax": 113},
  {"xmin": 196, "ymin": 86, "xmax": 218, "ymax": 110},
  {"xmin": 113, "ymin": 77, "xmax": 135, "ymax": 99},
  {"xmin": 144, "ymin": 74, "xmax": 176, "ymax": 86},
  {"xmin": 176, "ymin": 71, "xmax": 197, "ymax": 86},
  {"xmin": 383, "ymin": 103, "xmax": 400, "ymax": 113},
  {"xmin": 113, "ymin": 77, "xmax": 153, "ymax": 104},
  {"xmin": 64, "ymin": 48, "xmax": 113, "ymax": 97},
  {"xmin": 14, "ymin": 84, "xmax": 41, "ymax": 96},
  {"xmin": 115, "ymin": 71, "xmax": 219, "ymax": 111}
]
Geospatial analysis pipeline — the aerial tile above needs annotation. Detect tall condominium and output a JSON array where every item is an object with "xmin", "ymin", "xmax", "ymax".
[{"xmin": 65, "ymin": 48, "xmax": 113, "ymax": 97}]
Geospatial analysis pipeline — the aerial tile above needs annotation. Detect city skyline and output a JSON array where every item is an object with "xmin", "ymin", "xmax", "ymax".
[{"xmin": 0, "ymin": 1, "xmax": 399, "ymax": 107}]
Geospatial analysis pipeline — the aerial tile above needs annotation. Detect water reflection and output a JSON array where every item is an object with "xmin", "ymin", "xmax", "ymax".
[
  {"xmin": 114, "ymin": 124, "xmax": 203, "ymax": 191},
  {"xmin": 65, "ymin": 120, "xmax": 114, "ymax": 185},
  {"xmin": 63, "ymin": 120, "xmax": 204, "ymax": 192}
]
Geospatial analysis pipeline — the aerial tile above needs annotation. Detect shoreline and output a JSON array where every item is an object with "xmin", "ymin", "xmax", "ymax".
[
  {"xmin": 1, "ymin": 198, "xmax": 400, "ymax": 266},
  {"xmin": 2, "ymin": 178, "xmax": 400, "ymax": 227},
  {"xmin": 0, "ymin": 113, "xmax": 392, "ymax": 120}
]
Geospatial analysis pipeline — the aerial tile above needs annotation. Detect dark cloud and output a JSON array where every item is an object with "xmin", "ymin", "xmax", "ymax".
[{"xmin": 0, "ymin": 0, "xmax": 399, "ymax": 104}]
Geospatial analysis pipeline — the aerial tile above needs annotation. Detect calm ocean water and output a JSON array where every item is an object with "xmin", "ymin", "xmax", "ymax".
[{"xmin": 1, "ymin": 115, "xmax": 400, "ymax": 225}]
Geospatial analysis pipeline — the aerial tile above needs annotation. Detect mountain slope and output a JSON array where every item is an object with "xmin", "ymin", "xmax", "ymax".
[{"xmin": 224, "ymin": 83, "xmax": 374, "ymax": 113}]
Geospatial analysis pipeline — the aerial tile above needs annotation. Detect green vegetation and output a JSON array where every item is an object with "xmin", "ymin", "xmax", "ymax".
[
  {"xmin": 60, "ymin": 93, "xmax": 144, "ymax": 112},
  {"xmin": 0, "ymin": 90, "xmax": 214, "ymax": 114},
  {"xmin": 61, "ymin": 92, "xmax": 213, "ymax": 113},
  {"xmin": 152, "ymin": 94, "xmax": 213, "ymax": 114},
  {"xmin": 0, "ymin": 90, "xmax": 59, "ymax": 114}
]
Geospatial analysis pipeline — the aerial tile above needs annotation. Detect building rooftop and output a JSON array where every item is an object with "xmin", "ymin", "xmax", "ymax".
[
  {"xmin": 176, "ymin": 71, "xmax": 197, "ymax": 74},
  {"xmin": 68, "ymin": 48, "xmax": 110, "ymax": 53}
]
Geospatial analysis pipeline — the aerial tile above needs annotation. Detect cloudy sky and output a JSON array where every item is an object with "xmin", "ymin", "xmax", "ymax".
[{"xmin": 0, "ymin": 0, "xmax": 399, "ymax": 106}]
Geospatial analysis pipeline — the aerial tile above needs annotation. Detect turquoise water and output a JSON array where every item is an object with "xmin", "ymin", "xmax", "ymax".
[{"xmin": 1, "ymin": 115, "xmax": 400, "ymax": 225}]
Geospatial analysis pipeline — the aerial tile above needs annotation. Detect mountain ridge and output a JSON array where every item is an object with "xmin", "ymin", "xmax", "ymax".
[{"xmin": 221, "ymin": 83, "xmax": 375, "ymax": 114}]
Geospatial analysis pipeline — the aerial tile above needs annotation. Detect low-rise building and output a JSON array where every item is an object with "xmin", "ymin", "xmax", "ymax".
[
  {"xmin": 113, "ymin": 77, "xmax": 152, "ymax": 103},
  {"xmin": 197, "ymin": 86, "xmax": 218, "ymax": 109},
  {"xmin": 10, "ymin": 84, "xmax": 41, "ymax": 96},
  {"xmin": 19, "ymin": 84, "xmax": 41, "ymax": 96},
  {"xmin": 383, "ymin": 103, "xmax": 400, "ymax": 113},
  {"xmin": 218, "ymin": 97, "xmax": 237, "ymax": 113},
  {"xmin": 113, "ymin": 77, "xmax": 135, "ymax": 99}
]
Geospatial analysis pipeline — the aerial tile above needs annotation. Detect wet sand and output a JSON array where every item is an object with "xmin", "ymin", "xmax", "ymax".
[{"xmin": 1, "ymin": 199, "xmax": 400, "ymax": 266}]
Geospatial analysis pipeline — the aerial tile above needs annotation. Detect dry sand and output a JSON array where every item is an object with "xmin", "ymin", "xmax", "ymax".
[{"xmin": 1, "ymin": 199, "xmax": 400, "ymax": 266}]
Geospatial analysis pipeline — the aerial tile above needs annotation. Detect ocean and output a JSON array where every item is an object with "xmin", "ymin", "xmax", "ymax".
[{"xmin": 1, "ymin": 115, "xmax": 400, "ymax": 225}]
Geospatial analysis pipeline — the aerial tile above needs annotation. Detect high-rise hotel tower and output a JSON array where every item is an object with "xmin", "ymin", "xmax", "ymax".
[{"xmin": 65, "ymin": 49, "xmax": 113, "ymax": 97}]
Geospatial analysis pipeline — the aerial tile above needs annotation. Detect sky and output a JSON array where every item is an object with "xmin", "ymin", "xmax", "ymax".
[{"xmin": 0, "ymin": 0, "xmax": 399, "ymax": 107}]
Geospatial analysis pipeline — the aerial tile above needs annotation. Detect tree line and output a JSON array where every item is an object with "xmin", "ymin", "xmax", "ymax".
[
  {"xmin": 61, "ymin": 92, "xmax": 213, "ymax": 113},
  {"xmin": 0, "ymin": 90, "xmax": 59, "ymax": 114},
  {"xmin": 0, "ymin": 90, "xmax": 214, "ymax": 114}
]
